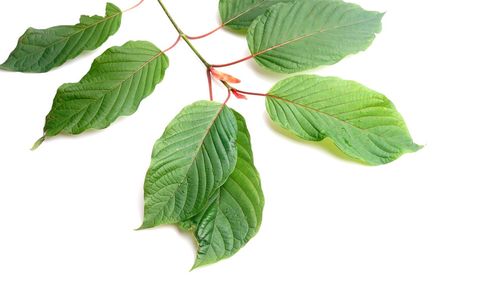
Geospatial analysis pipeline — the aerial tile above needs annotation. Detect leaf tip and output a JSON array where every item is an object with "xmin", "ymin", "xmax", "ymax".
[
  {"xmin": 0, "ymin": 63, "xmax": 12, "ymax": 71},
  {"xmin": 135, "ymin": 222, "xmax": 150, "ymax": 231},
  {"xmin": 379, "ymin": 11, "xmax": 387, "ymax": 22},
  {"xmin": 190, "ymin": 259, "xmax": 204, "ymax": 271},
  {"xmin": 411, "ymin": 143, "xmax": 424, "ymax": 152},
  {"xmin": 31, "ymin": 135, "xmax": 46, "ymax": 151}
]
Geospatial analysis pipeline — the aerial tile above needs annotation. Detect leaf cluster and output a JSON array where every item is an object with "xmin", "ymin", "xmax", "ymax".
[{"xmin": 0, "ymin": 0, "xmax": 420, "ymax": 268}]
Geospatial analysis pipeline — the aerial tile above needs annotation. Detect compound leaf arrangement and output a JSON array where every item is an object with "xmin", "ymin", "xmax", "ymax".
[{"xmin": 1, "ymin": 0, "xmax": 420, "ymax": 269}]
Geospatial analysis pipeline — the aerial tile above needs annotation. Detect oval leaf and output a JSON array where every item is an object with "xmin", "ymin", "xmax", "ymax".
[
  {"xmin": 0, "ymin": 3, "xmax": 122, "ymax": 73},
  {"xmin": 266, "ymin": 75, "xmax": 421, "ymax": 165},
  {"xmin": 247, "ymin": 0, "xmax": 383, "ymax": 73},
  {"xmin": 141, "ymin": 101, "xmax": 239, "ymax": 229},
  {"xmin": 41, "ymin": 40, "xmax": 168, "ymax": 140},
  {"xmin": 219, "ymin": 0, "xmax": 294, "ymax": 31},
  {"xmin": 187, "ymin": 110, "xmax": 264, "ymax": 269}
]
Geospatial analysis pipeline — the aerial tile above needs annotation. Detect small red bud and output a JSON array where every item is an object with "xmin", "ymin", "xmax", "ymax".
[
  {"xmin": 231, "ymin": 89, "xmax": 247, "ymax": 100},
  {"xmin": 210, "ymin": 67, "xmax": 241, "ymax": 83}
]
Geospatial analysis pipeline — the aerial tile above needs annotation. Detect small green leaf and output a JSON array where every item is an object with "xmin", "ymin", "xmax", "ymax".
[
  {"xmin": 219, "ymin": 0, "xmax": 294, "ymax": 31},
  {"xmin": 0, "ymin": 3, "xmax": 122, "ymax": 73},
  {"xmin": 41, "ymin": 40, "xmax": 168, "ymax": 139},
  {"xmin": 247, "ymin": 0, "xmax": 383, "ymax": 73},
  {"xmin": 266, "ymin": 75, "xmax": 421, "ymax": 165},
  {"xmin": 141, "ymin": 101, "xmax": 238, "ymax": 229},
  {"xmin": 188, "ymin": 110, "xmax": 264, "ymax": 269}
]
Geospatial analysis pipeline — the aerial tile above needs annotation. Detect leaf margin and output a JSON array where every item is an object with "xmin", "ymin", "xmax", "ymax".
[
  {"xmin": 0, "ymin": 2, "xmax": 122, "ymax": 73},
  {"xmin": 266, "ymin": 74, "xmax": 421, "ymax": 165},
  {"xmin": 140, "ymin": 100, "xmax": 239, "ymax": 229},
  {"xmin": 246, "ymin": 0, "xmax": 384, "ymax": 73}
]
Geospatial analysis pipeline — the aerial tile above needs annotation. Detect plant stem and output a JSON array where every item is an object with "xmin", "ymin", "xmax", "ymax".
[
  {"xmin": 163, "ymin": 35, "xmax": 181, "ymax": 53},
  {"xmin": 233, "ymin": 88, "xmax": 268, "ymax": 97},
  {"xmin": 224, "ymin": 89, "xmax": 232, "ymax": 105},
  {"xmin": 187, "ymin": 25, "xmax": 224, "ymax": 40},
  {"xmin": 157, "ymin": 0, "xmax": 268, "ymax": 103},
  {"xmin": 31, "ymin": 135, "xmax": 46, "ymax": 151},
  {"xmin": 221, "ymin": 80, "xmax": 233, "ymax": 90},
  {"xmin": 181, "ymin": 34, "xmax": 211, "ymax": 68},
  {"xmin": 206, "ymin": 68, "xmax": 214, "ymax": 101},
  {"xmin": 157, "ymin": 0, "xmax": 211, "ymax": 68},
  {"xmin": 211, "ymin": 54, "xmax": 254, "ymax": 68},
  {"xmin": 124, "ymin": 0, "xmax": 146, "ymax": 13}
]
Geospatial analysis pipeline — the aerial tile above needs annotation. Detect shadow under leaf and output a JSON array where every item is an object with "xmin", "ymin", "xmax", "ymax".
[{"xmin": 264, "ymin": 113, "xmax": 369, "ymax": 166}]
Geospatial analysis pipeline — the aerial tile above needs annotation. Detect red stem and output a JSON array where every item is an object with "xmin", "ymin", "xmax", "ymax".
[
  {"xmin": 223, "ymin": 89, "xmax": 232, "ymax": 104},
  {"xmin": 211, "ymin": 54, "xmax": 255, "ymax": 68},
  {"xmin": 186, "ymin": 25, "xmax": 224, "ymax": 40},
  {"xmin": 123, "ymin": 0, "xmax": 145, "ymax": 13},
  {"xmin": 162, "ymin": 35, "xmax": 181, "ymax": 53},
  {"xmin": 234, "ymin": 88, "xmax": 268, "ymax": 97},
  {"xmin": 207, "ymin": 69, "xmax": 214, "ymax": 101}
]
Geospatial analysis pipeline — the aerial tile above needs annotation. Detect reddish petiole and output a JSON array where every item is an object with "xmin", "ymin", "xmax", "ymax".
[
  {"xmin": 123, "ymin": 0, "xmax": 146, "ymax": 13},
  {"xmin": 186, "ymin": 25, "xmax": 224, "ymax": 40}
]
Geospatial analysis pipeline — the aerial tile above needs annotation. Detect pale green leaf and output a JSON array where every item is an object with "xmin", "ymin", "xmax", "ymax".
[
  {"xmin": 0, "ymin": 3, "xmax": 122, "ymax": 73},
  {"xmin": 266, "ymin": 75, "xmax": 421, "ymax": 165},
  {"xmin": 219, "ymin": 0, "xmax": 294, "ymax": 31},
  {"xmin": 141, "ymin": 101, "xmax": 238, "ymax": 229},
  {"xmin": 188, "ymin": 110, "xmax": 264, "ymax": 269},
  {"xmin": 41, "ymin": 40, "xmax": 168, "ymax": 139},
  {"xmin": 247, "ymin": 0, "xmax": 383, "ymax": 73}
]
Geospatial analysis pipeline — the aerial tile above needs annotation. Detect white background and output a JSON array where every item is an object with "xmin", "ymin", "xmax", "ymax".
[{"xmin": 0, "ymin": 0, "xmax": 499, "ymax": 280}]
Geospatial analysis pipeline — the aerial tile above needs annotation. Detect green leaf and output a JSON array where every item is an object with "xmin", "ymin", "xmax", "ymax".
[
  {"xmin": 247, "ymin": 0, "xmax": 383, "ymax": 73},
  {"xmin": 0, "ymin": 3, "xmax": 122, "ymax": 73},
  {"xmin": 266, "ymin": 75, "xmax": 421, "ymax": 165},
  {"xmin": 41, "ymin": 40, "xmax": 168, "ymax": 140},
  {"xmin": 141, "ymin": 101, "xmax": 239, "ymax": 229},
  {"xmin": 219, "ymin": 0, "xmax": 294, "ymax": 31},
  {"xmin": 188, "ymin": 110, "xmax": 264, "ymax": 269}
]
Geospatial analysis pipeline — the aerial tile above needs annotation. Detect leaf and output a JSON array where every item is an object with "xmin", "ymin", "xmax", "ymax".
[
  {"xmin": 247, "ymin": 0, "xmax": 383, "ymax": 73},
  {"xmin": 0, "ymin": 3, "xmax": 122, "ymax": 73},
  {"xmin": 40, "ymin": 40, "xmax": 168, "ymax": 140},
  {"xmin": 219, "ymin": 0, "xmax": 294, "ymax": 31},
  {"xmin": 266, "ymin": 75, "xmax": 421, "ymax": 165},
  {"xmin": 186, "ymin": 110, "xmax": 264, "ymax": 269},
  {"xmin": 141, "ymin": 101, "xmax": 239, "ymax": 229}
]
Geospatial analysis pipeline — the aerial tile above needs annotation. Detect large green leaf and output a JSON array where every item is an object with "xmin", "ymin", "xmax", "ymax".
[
  {"xmin": 184, "ymin": 110, "xmax": 264, "ymax": 269},
  {"xmin": 219, "ymin": 0, "xmax": 294, "ymax": 31},
  {"xmin": 0, "ymin": 3, "xmax": 122, "ymax": 73},
  {"xmin": 141, "ymin": 101, "xmax": 239, "ymax": 229},
  {"xmin": 266, "ymin": 75, "xmax": 421, "ymax": 165},
  {"xmin": 247, "ymin": 0, "xmax": 383, "ymax": 73},
  {"xmin": 39, "ymin": 41, "xmax": 168, "ymax": 142}
]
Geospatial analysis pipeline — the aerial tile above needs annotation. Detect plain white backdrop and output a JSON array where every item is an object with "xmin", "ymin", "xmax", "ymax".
[{"xmin": 1, "ymin": 0, "xmax": 499, "ymax": 280}]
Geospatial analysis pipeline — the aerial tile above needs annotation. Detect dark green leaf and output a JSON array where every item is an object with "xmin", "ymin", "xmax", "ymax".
[
  {"xmin": 141, "ymin": 101, "xmax": 238, "ymax": 229},
  {"xmin": 0, "ymin": 3, "xmax": 122, "ymax": 73},
  {"xmin": 247, "ymin": 0, "xmax": 383, "ymax": 73},
  {"xmin": 266, "ymin": 75, "xmax": 421, "ymax": 165},
  {"xmin": 187, "ymin": 110, "xmax": 264, "ymax": 269},
  {"xmin": 219, "ymin": 0, "xmax": 294, "ymax": 31},
  {"xmin": 40, "ymin": 40, "xmax": 168, "ymax": 140}
]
